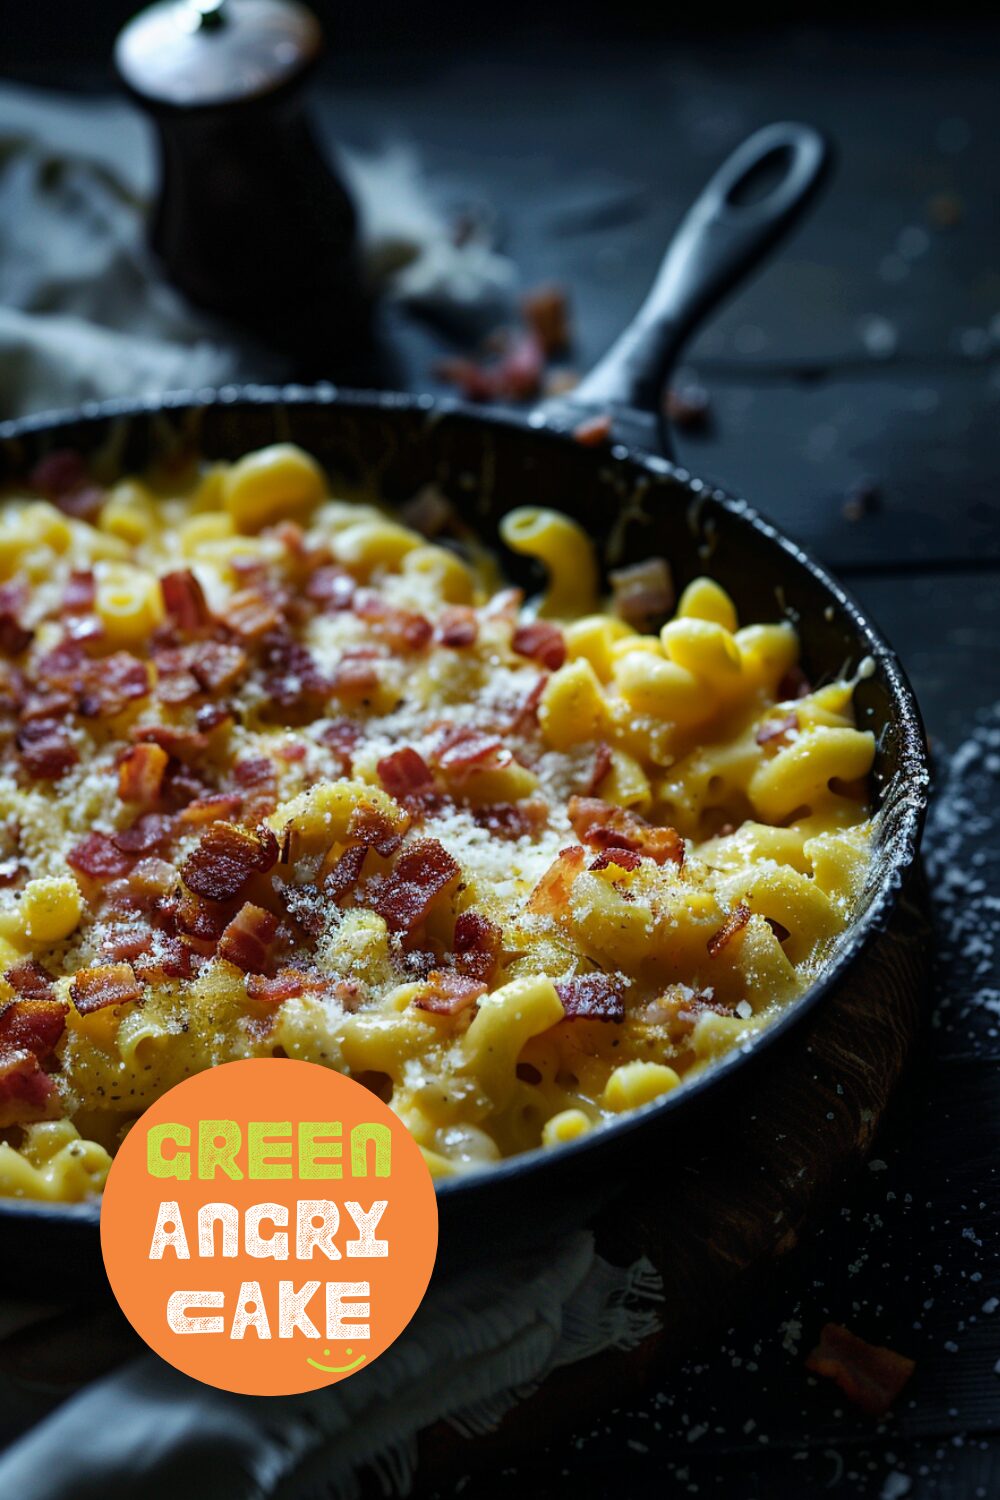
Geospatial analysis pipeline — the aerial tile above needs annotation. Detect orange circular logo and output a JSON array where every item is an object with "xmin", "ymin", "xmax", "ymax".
[{"xmin": 100, "ymin": 1059, "xmax": 438, "ymax": 1395}]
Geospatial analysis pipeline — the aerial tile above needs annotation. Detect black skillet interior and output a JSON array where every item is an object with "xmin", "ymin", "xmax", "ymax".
[{"xmin": 0, "ymin": 124, "xmax": 928, "ymax": 1286}]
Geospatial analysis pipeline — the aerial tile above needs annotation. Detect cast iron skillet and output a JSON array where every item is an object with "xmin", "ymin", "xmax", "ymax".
[{"xmin": 0, "ymin": 124, "xmax": 929, "ymax": 1286}]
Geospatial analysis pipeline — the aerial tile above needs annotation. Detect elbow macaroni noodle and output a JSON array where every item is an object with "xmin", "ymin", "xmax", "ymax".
[{"xmin": 0, "ymin": 444, "xmax": 875, "ymax": 1199}]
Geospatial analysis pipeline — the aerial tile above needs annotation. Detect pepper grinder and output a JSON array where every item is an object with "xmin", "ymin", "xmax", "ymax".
[{"xmin": 115, "ymin": 0, "xmax": 371, "ymax": 377}]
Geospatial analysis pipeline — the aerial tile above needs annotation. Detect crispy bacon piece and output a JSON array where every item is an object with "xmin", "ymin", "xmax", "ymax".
[
  {"xmin": 152, "ymin": 646, "xmax": 201, "ymax": 705},
  {"xmin": 71, "ymin": 962, "xmax": 142, "ymax": 1014},
  {"xmin": 472, "ymin": 797, "xmax": 548, "ymax": 840},
  {"xmin": 133, "ymin": 723, "xmax": 208, "ymax": 760},
  {"xmin": 355, "ymin": 592, "xmax": 433, "ymax": 653},
  {"xmin": 707, "ymin": 901, "xmax": 752, "ymax": 958},
  {"xmin": 173, "ymin": 893, "xmax": 230, "ymax": 943},
  {"xmin": 99, "ymin": 924, "xmax": 154, "ymax": 963},
  {"xmin": 434, "ymin": 725, "xmax": 511, "ymax": 780},
  {"xmin": 318, "ymin": 720, "xmax": 360, "ymax": 775},
  {"xmin": 217, "ymin": 903, "xmax": 278, "ymax": 973},
  {"xmin": 527, "ymin": 845, "xmax": 587, "ymax": 916},
  {"xmin": 259, "ymin": 632, "xmax": 328, "ymax": 708},
  {"xmin": 112, "ymin": 813, "xmax": 173, "ymax": 856},
  {"xmin": 413, "ymin": 971, "xmax": 486, "ymax": 1015},
  {"xmin": 16, "ymin": 718, "xmax": 78, "ymax": 780},
  {"xmin": 192, "ymin": 641, "xmax": 247, "ymax": 693},
  {"xmin": 0, "ymin": 1049, "xmax": 60, "ymax": 1127},
  {"xmin": 609, "ymin": 558, "xmax": 674, "ymax": 629},
  {"xmin": 179, "ymin": 793, "xmax": 244, "ymax": 826},
  {"xmin": 778, "ymin": 665, "xmax": 812, "ymax": 701},
  {"xmin": 5, "ymin": 960, "xmax": 56, "ymax": 1002},
  {"xmin": 160, "ymin": 569, "xmax": 211, "ymax": 634},
  {"xmin": 118, "ymin": 742, "xmax": 169, "ymax": 805},
  {"xmin": 331, "ymin": 651, "xmax": 381, "ymax": 697},
  {"xmin": 0, "ymin": 997, "xmax": 67, "ymax": 1058},
  {"xmin": 226, "ymin": 590, "xmax": 281, "ymax": 640},
  {"xmin": 573, "ymin": 413, "xmax": 614, "ymax": 447},
  {"xmin": 511, "ymin": 620, "xmax": 567, "ymax": 671},
  {"xmin": 369, "ymin": 838, "xmax": 460, "ymax": 933},
  {"xmin": 756, "ymin": 711, "xmax": 798, "ymax": 749},
  {"xmin": 589, "ymin": 848, "xmax": 642, "ymax": 872},
  {"xmin": 505, "ymin": 674, "xmax": 546, "ymax": 734},
  {"xmin": 805, "ymin": 1324, "xmax": 915, "ymax": 1417},
  {"xmin": 322, "ymin": 843, "xmax": 369, "ymax": 902},
  {"xmin": 555, "ymin": 973, "xmax": 625, "ymax": 1023},
  {"xmin": 377, "ymin": 748, "xmax": 434, "ymax": 800},
  {"xmin": 63, "ymin": 569, "xmax": 96, "ymax": 612},
  {"xmin": 0, "ymin": 581, "xmax": 33, "ymax": 657},
  {"xmin": 584, "ymin": 742, "xmax": 614, "ymax": 796},
  {"xmin": 349, "ymin": 804, "xmax": 407, "ymax": 858},
  {"xmin": 196, "ymin": 702, "xmax": 233, "ymax": 735},
  {"xmin": 135, "ymin": 934, "xmax": 193, "ymax": 982},
  {"xmin": 68, "ymin": 832, "xmax": 133, "ymax": 881},
  {"xmin": 78, "ymin": 652, "xmax": 151, "ymax": 719},
  {"xmin": 568, "ymin": 797, "xmax": 684, "ymax": 867},
  {"xmin": 436, "ymin": 607, "xmax": 479, "ymax": 649},
  {"xmin": 246, "ymin": 968, "xmax": 308, "ymax": 1003},
  {"xmin": 182, "ymin": 822, "xmax": 278, "ymax": 902},
  {"xmin": 306, "ymin": 565, "xmax": 356, "ymax": 612},
  {"xmin": 232, "ymin": 755, "xmax": 278, "ymax": 820},
  {"xmin": 453, "ymin": 911, "xmax": 502, "ymax": 983}
]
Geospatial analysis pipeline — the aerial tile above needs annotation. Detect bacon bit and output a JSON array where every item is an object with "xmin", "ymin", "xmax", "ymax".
[
  {"xmin": 413, "ymin": 971, "xmax": 486, "ymax": 1015},
  {"xmin": 132, "ymin": 723, "xmax": 208, "ymax": 759},
  {"xmin": 506, "ymin": 674, "xmax": 546, "ymax": 734},
  {"xmin": 584, "ymin": 742, "xmax": 614, "ymax": 796},
  {"xmin": 99, "ymin": 925, "xmax": 153, "ymax": 963},
  {"xmin": 453, "ymin": 911, "xmax": 502, "ymax": 982},
  {"xmin": 68, "ymin": 832, "xmax": 133, "ymax": 881},
  {"xmin": 259, "ymin": 632, "xmax": 328, "ymax": 708},
  {"xmin": 778, "ymin": 665, "xmax": 812, "ymax": 701},
  {"xmin": 217, "ymin": 903, "xmax": 278, "ymax": 973},
  {"xmin": 756, "ymin": 711, "xmax": 798, "ymax": 749},
  {"xmin": 369, "ymin": 838, "xmax": 460, "ymax": 933},
  {"xmin": 355, "ymin": 592, "xmax": 433, "ymax": 653},
  {"xmin": 78, "ymin": 652, "xmax": 151, "ymax": 719},
  {"xmin": 152, "ymin": 646, "xmax": 201, "ymax": 704},
  {"xmin": 707, "ymin": 901, "xmax": 752, "ymax": 958},
  {"xmin": 331, "ymin": 651, "xmax": 380, "ymax": 697},
  {"xmin": 226, "ymin": 590, "xmax": 282, "ymax": 640},
  {"xmin": 572, "ymin": 413, "xmax": 614, "ymax": 447},
  {"xmin": 192, "ymin": 642, "xmax": 247, "ymax": 693},
  {"xmin": 125, "ymin": 857, "xmax": 177, "ymax": 902},
  {"xmin": 16, "ymin": 719, "xmax": 78, "ymax": 780},
  {"xmin": 349, "ymin": 804, "xmax": 407, "ymax": 858},
  {"xmin": 71, "ymin": 962, "xmax": 143, "ymax": 1014},
  {"xmin": 4, "ymin": 960, "xmax": 56, "ymax": 1002},
  {"xmin": 306, "ymin": 566, "xmax": 356, "ymax": 612},
  {"xmin": 805, "ymin": 1324, "xmax": 915, "ymax": 1417},
  {"xmin": 0, "ymin": 997, "xmax": 67, "ymax": 1057},
  {"xmin": 174, "ymin": 894, "xmax": 230, "ymax": 943},
  {"xmin": 472, "ymin": 797, "xmax": 549, "ymax": 840},
  {"xmin": 657, "ymin": 987, "xmax": 732, "ymax": 1038},
  {"xmin": 63, "ymin": 570, "xmax": 96, "ymax": 612},
  {"xmin": 0, "ymin": 1049, "xmax": 60, "ymax": 1127},
  {"xmin": 117, "ymin": 742, "xmax": 169, "ymax": 805},
  {"xmin": 135, "ymin": 934, "xmax": 193, "ymax": 982},
  {"xmin": 436, "ymin": 606, "xmax": 479, "ymax": 649},
  {"xmin": 527, "ymin": 845, "xmax": 587, "ymax": 916},
  {"xmin": 196, "ymin": 702, "xmax": 234, "ymax": 735},
  {"xmin": 112, "ymin": 812, "xmax": 173, "ymax": 856},
  {"xmin": 160, "ymin": 569, "xmax": 211, "ymax": 634},
  {"xmin": 568, "ymin": 797, "xmax": 685, "ymax": 867},
  {"xmin": 246, "ymin": 968, "xmax": 306, "ymax": 1003},
  {"xmin": 512, "ymin": 620, "xmax": 567, "ymax": 671},
  {"xmin": 555, "ymin": 973, "xmax": 625, "ymax": 1023},
  {"xmin": 322, "ymin": 843, "xmax": 369, "ymax": 903},
  {"xmin": 377, "ymin": 748, "xmax": 435, "ymax": 801},
  {"xmin": 0, "ymin": 581, "xmax": 33, "ymax": 657},
  {"xmin": 609, "ymin": 558, "xmax": 675, "ymax": 629},
  {"xmin": 317, "ymin": 720, "xmax": 359, "ymax": 775},
  {"xmin": 179, "ymin": 793, "xmax": 244, "ymax": 826},
  {"xmin": 589, "ymin": 848, "xmax": 642, "ymax": 872},
  {"xmin": 434, "ymin": 725, "xmax": 509, "ymax": 775},
  {"xmin": 29, "ymin": 450, "xmax": 104, "ymax": 522},
  {"xmin": 523, "ymin": 284, "xmax": 571, "ymax": 356},
  {"xmin": 277, "ymin": 740, "xmax": 307, "ymax": 763},
  {"xmin": 436, "ymin": 329, "xmax": 545, "ymax": 404},
  {"xmin": 182, "ymin": 822, "xmax": 278, "ymax": 902}
]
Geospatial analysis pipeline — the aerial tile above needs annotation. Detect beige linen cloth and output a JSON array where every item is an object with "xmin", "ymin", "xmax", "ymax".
[{"xmin": 0, "ymin": 84, "xmax": 664, "ymax": 1497}]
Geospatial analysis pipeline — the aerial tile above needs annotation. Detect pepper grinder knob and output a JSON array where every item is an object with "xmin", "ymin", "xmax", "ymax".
[{"xmin": 115, "ymin": 0, "xmax": 371, "ymax": 376}]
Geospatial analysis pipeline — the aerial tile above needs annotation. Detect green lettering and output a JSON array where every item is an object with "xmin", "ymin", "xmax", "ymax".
[
  {"xmin": 350, "ymin": 1122, "xmax": 391, "ymax": 1178},
  {"xmin": 298, "ymin": 1121, "xmax": 343, "ymax": 1179},
  {"xmin": 146, "ymin": 1122, "xmax": 190, "ymax": 1180},
  {"xmin": 198, "ymin": 1119, "xmax": 243, "ymax": 1180},
  {"xmin": 247, "ymin": 1120, "xmax": 292, "ymax": 1179}
]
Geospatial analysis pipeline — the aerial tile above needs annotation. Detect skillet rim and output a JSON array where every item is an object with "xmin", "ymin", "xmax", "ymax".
[{"xmin": 0, "ymin": 383, "xmax": 930, "ymax": 1226}]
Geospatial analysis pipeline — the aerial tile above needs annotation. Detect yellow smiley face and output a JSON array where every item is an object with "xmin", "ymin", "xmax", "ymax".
[{"xmin": 306, "ymin": 1346, "xmax": 368, "ymax": 1374}]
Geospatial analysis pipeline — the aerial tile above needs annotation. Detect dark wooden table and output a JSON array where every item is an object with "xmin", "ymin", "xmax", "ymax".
[{"xmin": 5, "ymin": 17, "xmax": 1000, "ymax": 1498}]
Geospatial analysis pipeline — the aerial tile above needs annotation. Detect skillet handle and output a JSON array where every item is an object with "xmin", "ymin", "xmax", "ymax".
[{"xmin": 542, "ymin": 122, "xmax": 830, "ymax": 448}]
